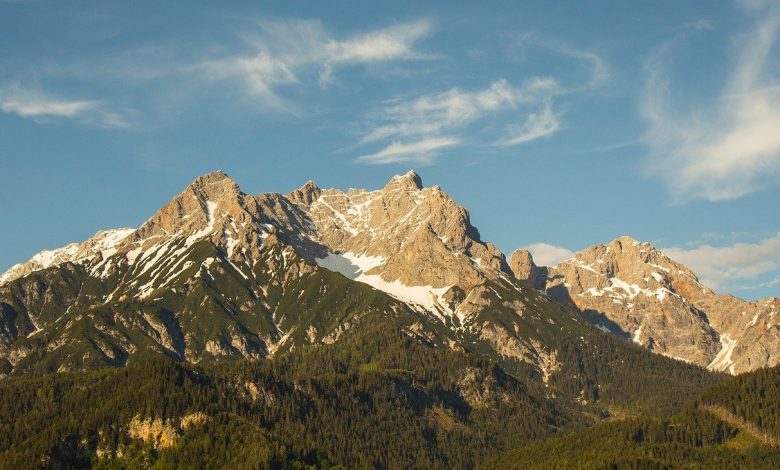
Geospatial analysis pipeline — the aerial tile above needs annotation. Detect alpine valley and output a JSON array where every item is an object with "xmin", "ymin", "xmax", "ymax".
[{"xmin": 1, "ymin": 170, "xmax": 779, "ymax": 468}]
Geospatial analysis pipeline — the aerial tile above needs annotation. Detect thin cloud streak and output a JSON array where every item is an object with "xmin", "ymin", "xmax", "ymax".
[
  {"xmin": 498, "ymin": 101, "xmax": 560, "ymax": 146},
  {"xmin": 509, "ymin": 33, "xmax": 611, "ymax": 89},
  {"xmin": 355, "ymin": 137, "xmax": 460, "ymax": 165},
  {"xmin": 0, "ymin": 85, "xmax": 131, "ymax": 128},
  {"xmin": 352, "ymin": 33, "xmax": 610, "ymax": 165}
]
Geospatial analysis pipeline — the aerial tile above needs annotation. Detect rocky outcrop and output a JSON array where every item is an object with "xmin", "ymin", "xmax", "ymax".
[
  {"xmin": 126, "ymin": 413, "xmax": 209, "ymax": 449},
  {"xmin": 299, "ymin": 170, "xmax": 507, "ymax": 289},
  {"xmin": 508, "ymin": 249, "xmax": 539, "ymax": 288}
]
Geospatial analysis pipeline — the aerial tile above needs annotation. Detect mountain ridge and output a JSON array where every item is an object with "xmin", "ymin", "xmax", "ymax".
[{"xmin": 1, "ymin": 170, "xmax": 776, "ymax": 376}]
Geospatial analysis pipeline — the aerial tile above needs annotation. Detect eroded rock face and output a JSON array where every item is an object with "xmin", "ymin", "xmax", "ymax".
[
  {"xmin": 526, "ymin": 236, "xmax": 780, "ymax": 373},
  {"xmin": 295, "ymin": 171, "xmax": 507, "ymax": 290},
  {"xmin": 509, "ymin": 249, "xmax": 538, "ymax": 288}
]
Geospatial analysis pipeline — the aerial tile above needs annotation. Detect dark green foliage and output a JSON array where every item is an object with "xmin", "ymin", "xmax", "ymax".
[
  {"xmin": 0, "ymin": 320, "xmax": 740, "ymax": 469},
  {"xmin": 698, "ymin": 365, "xmax": 780, "ymax": 438},
  {"xmin": 486, "ymin": 366, "xmax": 780, "ymax": 469},
  {"xmin": 0, "ymin": 327, "xmax": 571, "ymax": 469}
]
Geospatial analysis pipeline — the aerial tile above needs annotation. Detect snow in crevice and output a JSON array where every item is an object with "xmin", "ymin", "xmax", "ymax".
[
  {"xmin": 573, "ymin": 259, "xmax": 599, "ymax": 274},
  {"xmin": 185, "ymin": 201, "xmax": 218, "ymax": 245},
  {"xmin": 2, "ymin": 228, "xmax": 135, "ymax": 284},
  {"xmin": 648, "ymin": 262, "xmax": 670, "ymax": 273},
  {"xmin": 312, "ymin": 198, "xmax": 358, "ymax": 235},
  {"xmin": 708, "ymin": 334, "xmax": 737, "ymax": 374}
]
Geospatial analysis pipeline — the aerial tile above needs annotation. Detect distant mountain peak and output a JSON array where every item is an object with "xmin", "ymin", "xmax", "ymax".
[{"xmin": 521, "ymin": 235, "xmax": 780, "ymax": 374}]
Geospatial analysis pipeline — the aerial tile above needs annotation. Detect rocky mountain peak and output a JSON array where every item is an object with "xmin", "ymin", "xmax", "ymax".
[
  {"xmin": 287, "ymin": 180, "xmax": 321, "ymax": 207},
  {"xmin": 384, "ymin": 170, "xmax": 423, "ymax": 191},
  {"xmin": 188, "ymin": 170, "xmax": 241, "ymax": 197},
  {"xmin": 129, "ymin": 171, "xmax": 249, "ymax": 244}
]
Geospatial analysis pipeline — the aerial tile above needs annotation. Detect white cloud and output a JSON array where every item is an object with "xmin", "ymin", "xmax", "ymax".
[
  {"xmin": 201, "ymin": 18, "xmax": 432, "ymax": 110},
  {"xmin": 498, "ymin": 101, "xmax": 560, "ymax": 146},
  {"xmin": 0, "ymin": 85, "xmax": 130, "ymax": 128},
  {"xmin": 642, "ymin": 3, "xmax": 780, "ymax": 202},
  {"xmin": 355, "ymin": 137, "xmax": 460, "ymax": 165},
  {"xmin": 322, "ymin": 20, "xmax": 430, "ymax": 64},
  {"xmin": 1, "ymin": 96, "xmax": 97, "ymax": 118},
  {"xmin": 355, "ymin": 78, "xmax": 563, "ymax": 163},
  {"xmin": 523, "ymin": 242, "xmax": 575, "ymax": 267},
  {"xmin": 663, "ymin": 232, "xmax": 780, "ymax": 292}
]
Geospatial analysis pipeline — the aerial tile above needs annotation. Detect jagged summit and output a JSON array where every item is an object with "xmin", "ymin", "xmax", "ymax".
[
  {"xmin": 0, "ymin": 228, "xmax": 135, "ymax": 285},
  {"xmin": 508, "ymin": 249, "xmax": 539, "ymax": 288},
  {"xmin": 384, "ymin": 170, "xmax": 423, "ymax": 190},
  {"xmin": 287, "ymin": 180, "xmax": 321, "ymax": 206}
]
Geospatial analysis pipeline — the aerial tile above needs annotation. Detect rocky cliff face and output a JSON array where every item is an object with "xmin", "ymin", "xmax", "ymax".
[
  {"xmin": 522, "ymin": 236, "xmax": 780, "ymax": 374},
  {"xmin": 0, "ymin": 171, "xmax": 574, "ymax": 379}
]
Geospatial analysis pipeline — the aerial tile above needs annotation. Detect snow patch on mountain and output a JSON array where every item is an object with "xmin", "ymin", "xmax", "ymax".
[{"xmin": 315, "ymin": 251, "xmax": 453, "ymax": 320}]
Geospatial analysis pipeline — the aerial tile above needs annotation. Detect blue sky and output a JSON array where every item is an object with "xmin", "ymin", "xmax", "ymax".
[{"xmin": 1, "ymin": 0, "xmax": 780, "ymax": 299}]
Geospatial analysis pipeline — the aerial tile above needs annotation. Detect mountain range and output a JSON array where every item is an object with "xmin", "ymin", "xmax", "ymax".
[{"xmin": 1, "ymin": 170, "xmax": 776, "ymax": 378}]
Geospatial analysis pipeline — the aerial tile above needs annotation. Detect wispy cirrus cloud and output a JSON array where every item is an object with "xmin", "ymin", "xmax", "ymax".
[
  {"xmin": 642, "ymin": 1, "xmax": 780, "ymax": 202},
  {"xmin": 355, "ymin": 137, "xmax": 460, "ymax": 165},
  {"xmin": 508, "ymin": 33, "xmax": 611, "ymax": 89},
  {"xmin": 497, "ymin": 100, "xmax": 560, "ymax": 146},
  {"xmin": 353, "ymin": 78, "xmax": 564, "ymax": 164},
  {"xmin": 0, "ymin": 85, "xmax": 130, "ymax": 128},
  {"xmin": 663, "ymin": 232, "xmax": 780, "ymax": 293},
  {"xmin": 200, "ymin": 18, "xmax": 433, "ymax": 112},
  {"xmin": 352, "ymin": 34, "xmax": 610, "ymax": 165}
]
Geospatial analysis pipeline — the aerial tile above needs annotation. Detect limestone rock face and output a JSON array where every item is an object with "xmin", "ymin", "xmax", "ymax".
[
  {"xmin": 291, "ymin": 170, "xmax": 513, "ymax": 325},
  {"xmin": 509, "ymin": 249, "xmax": 538, "ymax": 288},
  {"xmin": 297, "ymin": 170, "xmax": 506, "ymax": 288},
  {"xmin": 527, "ymin": 235, "xmax": 780, "ymax": 373},
  {"xmin": 4, "ymin": 170, "xmax": 778, "ymax": 377}
]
